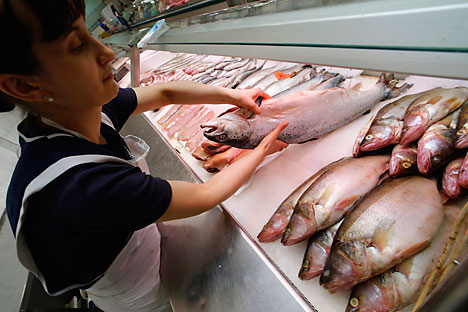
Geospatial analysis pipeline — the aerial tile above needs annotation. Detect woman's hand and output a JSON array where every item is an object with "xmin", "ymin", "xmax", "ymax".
[
  {"xmin": 228, "ymin": 88, "xmax": 271, "ymax": 115},
  {"xmin": 255, "ymin": 121, "xmax": 289, "ymax": 156}
]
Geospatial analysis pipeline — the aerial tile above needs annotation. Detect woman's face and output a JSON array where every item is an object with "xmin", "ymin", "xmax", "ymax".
[{"xmin": 33, "ymin": 16, "xmax": 118, "ymax": 115}]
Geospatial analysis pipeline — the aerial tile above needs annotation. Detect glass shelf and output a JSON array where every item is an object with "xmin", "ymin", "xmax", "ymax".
[{"xmin": 145, "ymin": 0, "xmax": 468, "ymax": 79}]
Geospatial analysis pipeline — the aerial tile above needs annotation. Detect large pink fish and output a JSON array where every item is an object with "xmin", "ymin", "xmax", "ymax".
[
  {"xmin": 345, "ymin": 205, "xmax": 458, "ymax": 312},
  {"xmin": 400, "ymin": 87, "xmax": 468, "ymax": 146},
  {"xmin": 320, "ymin": 176, "xmax": 443, "ymax": 292},
  {"xmin": 281, "ymin": 155, "xmax": 390, "ymax": 246},
  {"xmin": 417, "ymin": 109, "xmax": 460, "ymax": 175},
  {"xmin": 257, "ymin": 159, "xmax": 342, "ymax": 243},
  {"xmin": 457, "ymin": 151, "xmax": 468, "ymax": 188},
  {"xmin": 442, "ymin": 156, "xmax": 465, "ymax": 199}
]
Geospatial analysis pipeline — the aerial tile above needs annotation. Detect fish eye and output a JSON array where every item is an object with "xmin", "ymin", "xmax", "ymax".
[
  {"xmin": 365, "ymin": 134, "xmax": 373, "ymax": 140},
  {"xmin": 218, "ymin": 134, "xmax": 227, "ymax": 141},
  {"xmin": 302, "ymin": 260, "xmax": 310, "ymax": 268},
  {"xmin": 457, "ymin": 129, "xmax": 466, "ymax": 136},
  {"xmin": 402, "ymin": 162, "xmax": 411, "ymax": 169},
  {"xmin": 349, "ymin": 297, "xmax": 359, "ymax": 308}
]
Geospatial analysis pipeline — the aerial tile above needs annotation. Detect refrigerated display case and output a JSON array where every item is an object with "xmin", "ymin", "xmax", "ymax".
[{"xmin": 107, "ymin": 0, "xmax": 468, "ymax": 311}]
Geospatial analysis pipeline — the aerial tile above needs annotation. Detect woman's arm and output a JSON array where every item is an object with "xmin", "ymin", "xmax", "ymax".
[
  {"xmin": 132, "ymin": 81, "xmax": 267, "ymax": 115},
  {"xmin": 157, "ymin": 122, "xmax": 289, "ymax": 222}
]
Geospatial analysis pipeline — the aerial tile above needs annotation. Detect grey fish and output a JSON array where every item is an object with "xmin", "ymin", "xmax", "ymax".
[{"xmin": 201, "ymin": 73, "xmax": 411, "ymax": 149}]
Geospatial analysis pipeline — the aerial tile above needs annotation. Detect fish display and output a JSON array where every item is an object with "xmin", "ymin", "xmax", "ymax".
[
  {"xmin": 202, "ymin": 74, "xmax": 411, "ymax": 149},
  {"xmin": 257, "ymin": 159, "xmax": 342, "ymax": 243},
  {"xmin": 299, "ymin": 220, "xmax": 342, "ymax": 280},
  {"xmin": 388, "ymin": 144, "xmax": 418, "ymax": 178},
  {"xmin": 417, "ymin": 109, "xmax": 460, "ymax": 175},
  {"xmin": 281, "ymin": 155, "xmax": 390, "ymax": 246},
  {"xmin": 320, "ymin": 176, "xmax": 444, "ymax": 292},
  {"xmin": 345, "ymin": 206, "xmax": 458, "ymax": 312},
  {"xmin": 400, "ymin": 87, "xmax": 468, "ymax": 146},
  {"xmin": 442, "ymin": 156, "xmax": 465, "ymax": 199},
  {"xmin": 353, "ymin": 91, "xmax": 432, "ymax": 154}
]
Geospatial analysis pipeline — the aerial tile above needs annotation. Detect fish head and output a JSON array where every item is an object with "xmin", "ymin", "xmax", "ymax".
[
  {"xmin": 298, "ymin": 243, "xmax": 328, "ymax": 280},
  {"xmin": 389, "ymin": 145, "xmax": 418, "ymax": 178},
  {"xmin": 400, "ymin": 110, "xmax": 430, "ymax": 145},
  {"xmin": 257, "ymin": 211, "xmax": 290, "ymax": 243},
  {"xmin": 320, "ymin": 241, "xmax": 363, "ymax": 292},
  {"xmin": 360, "ymin": 120, "xmax": 402, "ymax": 152},
  {"xmin": 201, "ymin": 114, "xmax": 251, "ymax": 148},
  {"xmin": 417, "ymin": 130, "xmax": 455, "ymax": 175},
  {"xmin": 455, "ymin": 127, "xmax": 468, "ymax": 148},
  {"xmin": 281, "ymin": 202, "xmax": 317, "ymax": 246},
  {"xmin": 346, "ymin": 279, "xmax": 393, "ymax": 312}
]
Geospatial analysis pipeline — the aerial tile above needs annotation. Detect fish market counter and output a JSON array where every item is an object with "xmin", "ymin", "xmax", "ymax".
[
  {"xmin": 120, "ymin": 114, "xmax": 312, "ymax": 312},
  {"xmin": 121, "ymin": 72, "xmax": 468, "ymax": 312}
]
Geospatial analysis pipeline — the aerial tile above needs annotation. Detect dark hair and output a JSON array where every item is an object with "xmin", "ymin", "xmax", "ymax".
[{"xmin": 0, "ymin": 0, "xmax": 85, "ymax": 112}]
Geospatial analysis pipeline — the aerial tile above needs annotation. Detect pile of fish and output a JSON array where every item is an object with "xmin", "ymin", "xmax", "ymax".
[
  {"xmin": 257, "ymin": 156, "xmax": 457, "ymax": 311},
  {"xmin": 353, "ymin": 87, "xmax": 468, "ymax": 199}
]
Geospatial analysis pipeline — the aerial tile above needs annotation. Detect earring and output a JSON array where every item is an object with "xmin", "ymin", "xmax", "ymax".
[{"xmin": 44, "ymin": 95, "xmax": 54, "ymax": 102}]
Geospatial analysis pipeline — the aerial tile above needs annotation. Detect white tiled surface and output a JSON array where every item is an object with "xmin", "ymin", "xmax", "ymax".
[{"xmin": 0, "ymin": 109, "xmax": 28, "ymax": 312}]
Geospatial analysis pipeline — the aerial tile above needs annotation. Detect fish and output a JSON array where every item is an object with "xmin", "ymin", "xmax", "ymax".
[
  {"xmin": 457, "ymin": 151, "xmax": 468, "ymax": 188},
  {"xmin": 320, "ymin": 175, "xmax": 444, "ymax": 292},
  {"xmin": 442, "ymin": 156, "xmax": 465, "ymax": 199},
  {"xmin": 228, "ymin": 60, "xmax": 266, "ymax": 89},
  {"xmin": 388, "ymin": 144, "xmax": 418, "ymax": 178},
  {"xmin": 272, "ymin": 70, "xmax": 333, "ymax": 98},
  {"xmin": 281, "ymin": 155, "xmax": 390, "ymax": 246},
  {"xmin": 236, "ymin": 63, "xmax": 290, "ymax": 89},
  {"xmin": 455, "ymin": 101, "xmax": 468, "ymax": 148},
  {"xmin": 166, "ymin": 105, "xmax": 203, "ymax": 138},
  {"xmin": 417, "ymin": 109, "xmax": 460, "ymax": 175},
  {"xmin": 202, "ymin": 147, "xmax": 247, "ymax": 173},
  {"xmin": 177, "ymin": 109, "xmax": 215, "ymax": 141},
  {"xmin": 299, "ymin": 220, "xmax": 343, "ymax": 280},
  {"xmin": 201, "ymin": 140, "xmax": 231, "ymax": 155},
  {"xmin": 157, "ymin": 105, "xmax": 182, "ymax": 124},
  {"xmin": 345, "ymin": 205, "xmax": 458, "ymax": 312},
  {"xmin": 257, "ymin": 159, "xmax": 343, "ymax": 243},
  {"xmin": 186, "ymin": 131, "xmax": 205, "ymax": 153},
  {"xmin": 354, "ymin": 92, "xmax": 432, "ymax": 154},
  {"xmin": 191, "ymin": 145, "xmax": 212, "ymax": 161},
  {"xmin": 263, "ymin": 67, "xmax": 316, "ymax": 97},
  {"xmin": 252, "ymin": 64, "xmax": 306, "ymax": 90},
  {"xmin": 400, "ymin": 87, "xmax": 468, "ymax": 146},
  {"xmin": 311, "ymin": 73, "xmax": 346, "ymax": 91},
  {"xmin": 201, "ymin": 73, "xmax": 411, "ymax": 149},
  {"xmin": 161, "ymin": 105, "xmax": 190, "ymax": 130}
]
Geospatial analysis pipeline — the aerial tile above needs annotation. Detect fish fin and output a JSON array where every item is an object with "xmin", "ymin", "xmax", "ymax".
[
  {"xmin": 334, "ymin": 195, "xmax": 361, "ymax": 211},
  {"xmin": 395, "ymin": 239, "xmax": 431, "ymax": 260},
  {"xmin": 298, "ymin": 138, "xmax": 319, "ymax": 144},
  {"xmin": 352, "ymin": 82, "xmax": 362, "ymax": 90},
  {"xmin": 318, "ymin": 183, "xmax": 337, "ymax": 206},
  {"xmin": 371, "ymin": 221, "xmax": 396, "ymax": 250}
]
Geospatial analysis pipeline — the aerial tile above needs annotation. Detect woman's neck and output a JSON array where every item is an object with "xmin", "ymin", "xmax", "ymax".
[{"xmin": 40, "ymin": 107, "xmax": 106, "ymax": 144}]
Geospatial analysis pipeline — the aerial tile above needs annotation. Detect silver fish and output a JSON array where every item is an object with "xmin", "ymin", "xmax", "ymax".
[
  {"xmin": 236, "ymin": 63, "xmax": 290, "ymax": 89},
  {"xmin": 252, "ymin": 64, "xmax": 305, "ymax": 90},
  {"xmin": 320, "ymin": 176, "xmax": 444, "ymax": 292},
  {"xmin": 202, "ymin": 73, "xmax": 411, "ymax": 149},
  {"xmin": 272, "ymin": 70, "xmax": 327, "ymax": 98},
  {"xmin": 263, "ymin": 67, "xmax": 315, "ymax": 97}
]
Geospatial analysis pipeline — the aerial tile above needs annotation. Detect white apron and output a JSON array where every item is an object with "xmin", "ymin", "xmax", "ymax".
[{"xmin": 15, "ymin": 115, "xmax": 172, "ymax": 312}]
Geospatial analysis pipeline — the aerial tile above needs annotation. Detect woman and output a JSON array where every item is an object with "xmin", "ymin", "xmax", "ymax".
[{"xmin": 0, "ymin": 0, "xmax": 288, "ymax": 311}]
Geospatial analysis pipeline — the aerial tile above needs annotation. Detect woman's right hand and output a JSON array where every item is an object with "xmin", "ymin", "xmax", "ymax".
[{"xmin": 255, "ymin": 121, "xmax": 289, "ymax": 156}]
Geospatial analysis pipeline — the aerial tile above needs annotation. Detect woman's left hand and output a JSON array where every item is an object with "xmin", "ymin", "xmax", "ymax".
[{"xmin": 230, "ymin": 88, "xmax": 271, "ymax": 115}]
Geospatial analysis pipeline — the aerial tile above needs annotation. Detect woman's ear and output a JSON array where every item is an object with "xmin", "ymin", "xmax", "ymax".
[{"xmin": 0, "ymin": 74, "xmax": 46, "ymax": 103}]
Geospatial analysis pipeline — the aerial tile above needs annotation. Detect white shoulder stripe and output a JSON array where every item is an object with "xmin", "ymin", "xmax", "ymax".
[{"xmin": 15, "ymin": 154, "xmax": 130, "ymax": 295}]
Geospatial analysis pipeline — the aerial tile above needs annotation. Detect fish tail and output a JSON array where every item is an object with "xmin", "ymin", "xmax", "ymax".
[{"xmin": 378, "ymin": 73, "xmax": 413, "ymax": 100}]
